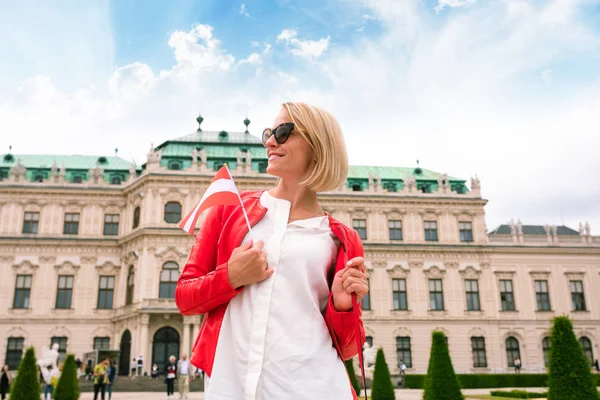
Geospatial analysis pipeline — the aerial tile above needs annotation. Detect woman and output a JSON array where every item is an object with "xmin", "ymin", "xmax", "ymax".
[
  {"xmin": 1, "ymin": 365, "xmax": 10, "ymax": 400},
  {"xmin": 93, "ymin": 358, "xmax": 109, "ymax": 400},
  {"xmin": 176, "ymin": 102, "xmax": 368, "ymax": 399},
  {"xmin": 165, "ymin": 356, "xmax": 177, "ymax": 398},
  {"xmin": 41, "ymin": 365, "xmax": 58, "ymax": 400},
  {"xmin": 107, "ymin": 361, "xmax": 117, "ymax": 400},
  {"xmin": 151, "ymin": 363, "xmax": 159, "ymax": 379}
]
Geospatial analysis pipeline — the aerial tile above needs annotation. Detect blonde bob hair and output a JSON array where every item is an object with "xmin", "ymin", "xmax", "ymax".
[{"xmin": 281, "ymin": 102, "xmax": 348, "ymax": 193}]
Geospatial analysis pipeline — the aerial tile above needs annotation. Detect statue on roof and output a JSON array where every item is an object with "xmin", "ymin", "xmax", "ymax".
[
  {"xmin": 442, "ymin": 173, "xmax": 449, "ymax": 188},
  {"xmin": 192, "ymin": 148, "xmax": 198, "ymax": 164},
  {"xmin": 437, "ymin": 174, "xmax": 443, "ymax": 190},
  {"xmin": 516, "ymin": 219, "xmax": 523, "ymax": 235},
  {"xmin": 585, "ymin": 222, "xmax": 591, "ymax": 236},
  {"xmin": 552, "ymin": 225, "xmax": 557, "ymax": 236},
  {"xmin": 199, "ymin": 148, "xmax": 207, "ymax": 165},
  {"xmin": 376, "ymin": 173, "xmax": 382, "ymax": 189},
  {"xmin": 60, "ymin": 162, "xmax": 66, "ymax": 176},
  {"xmin": 51, "ymin": 161, "xmax": 58, "ymax": 176},
  {"xmin": 579, "ymin": 222, "xmax": 585, "ymax": 235},
  {"xmin": 147, "ymin": 143, "xmax": 162, "ymax": 164},
  {"xmin": 90, "ymin": 164, "xmax": 104, "ymax": 184},
  {"xmin": 509, "ymin": 219, "xmax": 517, "ymax": 235},
  {"xmin": 368, "ymin": 172, "xmax": 374, "ymax": 189},
  {"xmin": 237, "ymin": 150, "xmax": 243, "ymax": 167},
  {"xmin": 10, "ymin": 159, "xmax": 26, "ymax": 181},
  {"xmin": 544, "ymin": 225, "xmax": 551, "ymax": 236},
  {"xmin": 471, "ymin": 175, "xmax": 481, "ymax": 190},
  {"xmin": 129, "ymin": 160, "xmax": 137, "ymax": 177},
  {"xmin": 245, "ymin": 150, "xmax": 252, "ymax": 170}
]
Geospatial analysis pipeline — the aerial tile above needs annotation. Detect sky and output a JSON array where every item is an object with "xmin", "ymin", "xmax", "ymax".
[{"xmin": 1, "ymin": 0, "xmax": 599, "ymax": 234}]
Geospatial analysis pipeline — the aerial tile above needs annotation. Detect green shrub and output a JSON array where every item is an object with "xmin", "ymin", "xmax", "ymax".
[
  {"xmin": 403, "ymin": 373, "xmax": 599, "ymax": 389},
  {"xmin": 54, "ymin": 354, "xmax": 80, "ymax": 400},
  {"xmin": 423, "ymin": 331, "xmax": 463, "ymax": 400},
  {"xmin": 344, "ymin": 358, "xmax": 362, "ymax": 395},
  {"xmin": 548, "ymin": 316, "xmax": 599, "ymax": 400},
  {"xmin": 9, "ymin": 347, "xmax": 41, "ymax": 400},
  {"xmin": 490, "ymin": 390, "xmax": 549, "ymax": 398},
  {"xmin": 371, "ymin": 348, "xmax": 395, "ymax": 400}
]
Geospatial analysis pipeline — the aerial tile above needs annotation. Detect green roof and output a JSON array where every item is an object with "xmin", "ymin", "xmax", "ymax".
[
  {"xmin": 167, "ymin": 130, "xmax": 263, "ymax": 146},
  {"xmin": 0, "ymin": 154, "xmax": 135, "ymax": 170},
  {"xmin": 160, "ymin": 142, "xmax": 266, "ymax": 159},
  {"xmin": 348, "ymin": 165, "xmax": 463, "ymax": 182}
]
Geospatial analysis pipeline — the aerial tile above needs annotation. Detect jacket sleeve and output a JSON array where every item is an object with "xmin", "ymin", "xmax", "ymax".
[
  {"xmin": 175, "ymin": 205, "xmax": 243, "ymax": 316},
  {"xmin": 324, "ymin": 230, "xmax": 366, "ymax": 360}
]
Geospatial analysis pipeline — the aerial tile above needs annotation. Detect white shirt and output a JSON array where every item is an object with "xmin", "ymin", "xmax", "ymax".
[
  {"xmin": 205, "ymin": 191, "xmax": 352, "ymax": 400},
  {"xmin": 179, "ymin": 360, "xmax": 190, "ymax": 375}
]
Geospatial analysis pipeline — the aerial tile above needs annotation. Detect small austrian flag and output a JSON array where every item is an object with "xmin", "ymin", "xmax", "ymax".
[{"xmin": 179, "ymin": 166, "xmax": 242, "ymax": 235}]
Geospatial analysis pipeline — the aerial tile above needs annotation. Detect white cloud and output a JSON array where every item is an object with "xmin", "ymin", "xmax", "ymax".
[
  {"xmin": 239, "ymin": 53, "xmax": 262, "ymax": 66},
  {"xmin": 240, "ymin": 4, "xmax": 250, "ymax": 18},
  {"xmin": 277, "ymin": 29, "xmax": 330, "ymax": 58},
  {"xmin": 435, "ymin": 0, "xmax": 477, "ymax": 13},
  {"xmin": 540, "ymin": 69, "xmax": 552, "ymax": 84},
  {"xmin": 2, "ymin": 2, "xmax": 600, "ymax": 234},
  {"xmin": 251, "ymin": 41, "xmax": 260, "ymax": 47}
]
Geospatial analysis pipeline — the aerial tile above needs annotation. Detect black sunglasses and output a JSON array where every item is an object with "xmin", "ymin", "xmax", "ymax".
[{"xmin": 262, "ymin": 122, "xmax": 294, "ymax": 146}]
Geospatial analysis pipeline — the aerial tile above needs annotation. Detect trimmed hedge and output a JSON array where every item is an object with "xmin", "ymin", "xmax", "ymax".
[
  {"xmin": 10, "ymin": 347, "xmax": 41, "ymax": 400},
  {"xmin": 490, "ymin": 390, "xmax": 549, "ymax": 398},
  {"xmin": 548, "ymin": 316, "xmax": 599, "ymax": 400},
  {"xmin": 423, "ymin": 331, "xmax": 463, "ymax": 400},
  {"xmin": 55, "ymin": 354, "xmax": 80, "ymax": 400},
  {"xmin": 371, "ymin": 348, "xmax": 395, "ymax": 400},
  {"xmin": 403, "ymin": 374, "xmax": 600, "ymax": 389},
  {"xmin": 344, "ymin": 359, "xmax": 362, "ymax": 395}
]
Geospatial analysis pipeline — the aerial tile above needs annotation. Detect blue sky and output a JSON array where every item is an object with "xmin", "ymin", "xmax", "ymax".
[{"xmin": 1, "ymin": 0, "xmax": 600, "ymax": 232}]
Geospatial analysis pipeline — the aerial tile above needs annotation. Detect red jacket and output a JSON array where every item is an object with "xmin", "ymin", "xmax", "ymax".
[{"xmin": 176, "ymin": 191, "xmax": 366, "ymax": 399}]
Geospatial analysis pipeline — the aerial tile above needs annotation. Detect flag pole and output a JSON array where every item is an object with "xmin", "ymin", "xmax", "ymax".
[{"xmin": 224, "ymin": 164, "xmax": 253, "ymax": 233}]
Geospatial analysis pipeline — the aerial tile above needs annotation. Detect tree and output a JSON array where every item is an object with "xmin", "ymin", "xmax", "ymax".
[
  {"xmin": 423, "ymin": 331, "xmax": 463, "ymax": 400},
  {"xmin": 548, "ymin": 316, "xmax": 599, "ymax": 400},
  {"xmin": 10, "ymin": 346, "xmax": 41, "ymax": 400},
  {"xmin": 345, "ymin": 358, "xmax": 362, "ymax": 395},
  {"xmin": 371, "ymin": 348, "xmax": 395, "ymax": 400},
  {"xmin": 54, "ymin": 354, "xmax": 80, "ymax": 400}
]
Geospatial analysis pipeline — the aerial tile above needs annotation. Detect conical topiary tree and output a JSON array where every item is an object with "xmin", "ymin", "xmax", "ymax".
[
  {"xmin": 371, "ymin": 348, "xmax": 395, "ymax": 400},
  {"xmin": 548, "ymin": 316, "xmax": 599, "ymax": 400},
  {"xmin": 54, "ymin": 354, "xmax": 80, "ymax": 400},
  {"xmin": 423, "ymin": 331, "xmax": 463, "ymax": 400},
  {"xmin": 345, "ymin": 358, "xmax": 362, "ymax": 395},
  {"xmin": 10, "ymin": 346, "xmax": 41, "ymax": 400}
]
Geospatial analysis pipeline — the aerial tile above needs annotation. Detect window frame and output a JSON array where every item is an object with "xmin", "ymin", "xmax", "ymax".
[
  {"xmin": 164, "ymin": 202, "xmax": 182, "ymax": 224},
  {"xmin": 6, "ymin": 337, "xmax": 25, "ymax": 370},
  {"xmin": 500, "ymin": 279, "xmax": 516, "ymax": 311},
  {"xmin": 103, "ymin": 214, "xmax": 120, "ymax": 236},
  {"xmin": 93, "ymin": 337, "xmax": 110, "ymax": 350},
  {"xmin": 97, "ymin": 276, "xmax": 115, "ymax": 309},
  {"xmin": 22, "ymin": 211, "xmax": 40, "ymax": 234},
  {"xmin": 126, "ymin": 266, "xmax": 135, "ymax": 306},
  {"xmin": 159, "ymin": 262, "xmax": 180, "ymax": 299},
  {"xmin": 13, "ymin": 274, "xmax": 32, "ymax": 309},
  {"xmin": 542, "ymin": 337, "xmax": 551, "ymax": 367},
  {"xmin": 63, "ymin": 212, "xmax": 80, "ymax": 235},
  {"xmin": 424, "ymin": 221, "xmax": 438, "ymax": 242},
  {"xmin": 352, "ymin": 219, "xmax": 367, "ymax": 240},
  {"xmin": 505, "ymin": 336, "xmax": 521, "ymax": 368},
  {"xmin": 50, "ymin": 336, "xmax": 68, "ymax": 363},
  {"xmin": 392, "ymin": 278, "xmax": 408, "ymax": 310},
  {"xmin": 579, "ymin": 337, "xmax": 594, "ymax": 366},
  {"xmin": 471, "ymin": 336, "xmax": 488, "ymax": 368},
  {"xmin": 55, "ymin": 275, "xmax": 74, "ymax": 309},
  {"xmin": 535, "ymin": 280, "xmax": 551, "ymax": 311},
  {"xmin": 361, "ymin": 278, "xmax": 371, "ymax": 311},
  {"xmin": 459, "ymin": 221, "xmax": 473, "ymax": 242},
  {"xmin": 429, "ymin": 279, "xmax": 444, "ymax": 311},
  {"xmin": 132, "ymin": 206, "xmax": 141, "ymax": 229},
  {"xmin": 569, "ymin": 280, "xmax": 586, "ymax": 311},
  {"xmin": 465, "ymin": 279, "xmax": 481, "ymax": 311},
  {"xmin": 396, "ymin": 336, "xmax": 412, "ymax": 368},
  {"xmin": 388, "ymin": 220, "xmax": 403, "ymax": 241}
]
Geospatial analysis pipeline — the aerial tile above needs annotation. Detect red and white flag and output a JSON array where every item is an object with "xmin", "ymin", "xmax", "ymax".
[{"xmin": 179, "ymin": 166, "xmax": 249, "ymax": 235}]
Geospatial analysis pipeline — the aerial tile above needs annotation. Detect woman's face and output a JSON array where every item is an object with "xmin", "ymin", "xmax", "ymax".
[
  {"xmin": 2, "ymin": 365, "xmax": 7, "ymax": 372},
  {"xmin": 265, "ymin": 108, "xmax": 315, "ymax": 183}
]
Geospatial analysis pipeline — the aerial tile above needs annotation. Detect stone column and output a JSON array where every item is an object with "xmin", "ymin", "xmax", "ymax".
[
  {"xmin": 139, "ymin": 314, "xmax": 150, "ymax": 375},
  {"xmin": 182, "ymin": 317, "xmax": 192, "ymax": 356}
]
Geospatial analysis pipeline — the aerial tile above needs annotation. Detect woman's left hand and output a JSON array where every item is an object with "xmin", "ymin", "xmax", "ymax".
[{"xmin": 331, "ymin": 257, "xmax": 369, "ymax": 312}]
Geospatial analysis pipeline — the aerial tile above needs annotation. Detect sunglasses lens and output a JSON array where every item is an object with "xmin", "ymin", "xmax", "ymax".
[
  {"xmin": 274, "ymin": 126, "xmax": 291, "ymax": 144},
  {"xmin": 262, "ymin": 129, "xmax": 271, "ymax": 146}
]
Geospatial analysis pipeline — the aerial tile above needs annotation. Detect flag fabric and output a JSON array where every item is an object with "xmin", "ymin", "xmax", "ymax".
[{"xmin": 179, "ymin": 166, "xmax": 242, "ymax": 235}]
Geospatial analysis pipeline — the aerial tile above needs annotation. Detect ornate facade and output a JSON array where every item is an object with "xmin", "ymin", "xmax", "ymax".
[{"xmin": 1, "ymin": 117, "xmax": 598, "ymax": 375}]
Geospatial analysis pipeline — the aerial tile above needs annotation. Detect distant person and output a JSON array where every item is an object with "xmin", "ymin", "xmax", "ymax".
[
  {"xmin": 86, "ymin": 358, "xmax": 93, "ymax": 380},
  {"xmin": 130, "ymin": 358, "xmax": 137, "ymax": 379},
  {"xmin": 594, "ymin": 359, "xmax": 599, "ymax": 372},
  {"xmin": 178, "ymin": 354, "xmax": 192, "ymax": 399},
  {"xmin": 151, "ymin": 363, "xmax": 159, "ymax": 379},
  {"xmin": 165, "ymin": 356, "xmax": 177, "ymax": 398},
  {"xmin": 107, "ymin": 360, "xmax": 117, "ymax": 400},
  {"xmin": 41, "ymin": 365, "xmax": 58, "ymax": 400},
  {"xmin": 136, "ymin": 354, "xmax": 144, "ymax": 377},
  {"xmin": 93, "ymin": 358, "xmax": 109, "ymax": 400},
  {"xmin": 514, "ymin": 358, "xmax": 521, "ymax": 374},
  {"xmin": 1, "ymin": 365, "xmax": 11, "ymax": 400},
  {"xmin": 399, "ymin": 359, "xmax": 407, "ymax": 388}
]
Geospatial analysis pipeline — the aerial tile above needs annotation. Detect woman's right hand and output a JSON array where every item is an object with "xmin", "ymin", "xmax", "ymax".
[{"xmin": 227, "ymin": 239, "xmax": 274, "ymax": 289}]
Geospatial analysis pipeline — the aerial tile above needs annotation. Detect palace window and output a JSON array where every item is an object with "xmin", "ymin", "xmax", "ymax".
[
  {"xmin": 103, "ymin": 214, "xmax": 119, "ymax": 236},
  {"xmin": 97, "ymin": 276, "xmax": 115, "ymax": 309},
  {"xmin": 388, "ymin": 220, "xmax": 403, "ymax": 241},
  {"xmin": 580, "ymin": 337, "xmax": 594, "ymax": 366},
  {"xmin": 93, "ymin": 337, "xmax": 110, "ymax": 350},
  {"xmin": 471, "ymin": 337, "xmax": 487, "ymax": 368},
  {"xmin": 164, "ymin": 202, "xmax": 182, "ymax": 224},
  {"xmin": 429, "ymin": 279, "xmax": 444, "ymax": 311},
  {"xmin": 353, "ymin": 219, "xmax": 367, "ymax": 240},
  {"xmin": 459, "ymin": 221, "xmax": 473, "ymax": 242},
  {"xmin": 361, "ymin": 278, "xmax": 371, "ymax": 311},
  {"xmin": 505, "ymin": 337, "xmax": 521, "ymax": 368},
  {"xmin": 6, "ymin": 337, "xmax": 24, "ymax": 370},
  {"xmin": 23, "ymin": 212, "xmax": 39, "ymax": 234},
  {"xmin": 542, "ymin": 337, "xmax": 551, "ymax": 367},
  {"xmin": 424, "ymin": 221, "xmax": 438, "ymax": 241},
  {"xmin": 570, "ymin": 280, "xmax": 586, "ymax": 311},
  {"xmin": 126, "ymin": 266, "xmax": 135, "ymax": 306},
  {"xmin": 55, "ymin": 275, "xmax": 74, "ymax": 309},
  {"xmin": 465, "ymin": 279, "xmax": 481, "ymax": 311},
  {"xmin": 392, "ymin": 278, "xmax": 408, "ymax": 310},
  {"xmin": 159, "ymin": 262, "xmax": 180, "ymax": 299},
  {"xmin": 50, "ymin": 337, "xmax": 68, "ymax": 362},
  {"xmin": 500, "ymin": 280, "xmax": 515, "ymax": 311},
  {"xmin": 13, "ymin": 275, "xmax": 32, "ymax": 309},
  {"xmin": 535, "ymin": 280, "xmax": 551, "ymax": 311},
  {"xmin": 132, "ymin": 206, "xmax": 140, "ymax": 229},
  {"xmin": 396, "ymin": 337, "xmax": 412, "ymax": 368},
  {"xmin": 63, "ymin": 213, "xmax": 80, "ymax": 235}
]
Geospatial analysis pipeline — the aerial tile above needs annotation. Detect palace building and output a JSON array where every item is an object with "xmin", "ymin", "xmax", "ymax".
[{"xmin": 1, "ymin": 115, "xmax": 598, "ymax": 376}]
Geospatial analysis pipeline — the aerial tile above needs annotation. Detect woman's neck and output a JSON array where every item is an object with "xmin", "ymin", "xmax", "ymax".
[{"xmin": 269, "ymin": 181, "xmax": 322, "ymax": 219}]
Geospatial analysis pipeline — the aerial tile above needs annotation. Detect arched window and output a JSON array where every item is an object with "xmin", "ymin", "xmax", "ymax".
[
  {"xmin": 542, "ymin": 337, "xmax": 551, "ymax": 367},
  {"xmin": 132, "ymin": 206, "xmax": 140, "ymax": 229},
  {"xmin": 159, "ymin": 262, "xmax": 179, "ymax": 298},
  {"xmin": 505, "ymin": 336, "xmax": 521, "ymax": 369},
  {"xmin": 110, "ymin": 175, "xmax": 122, "ymax": 185},
  {"xmin": 6, "ymin": 337, "xmax": 24, "ymax": 370},
  {"xmin": 579, "ymin": 337, "xmax": 594, "ymax": 366},
  {"xmin": 126, "ymin": 266, "xmax": 135, "ymax": 306},
  {"xmin": 169, "ymin": 161, "xmax": 181, "ymax": 171},
  {"xmin": 164, "ymin": 202, "xmax": 181, "ymax": 224}
]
